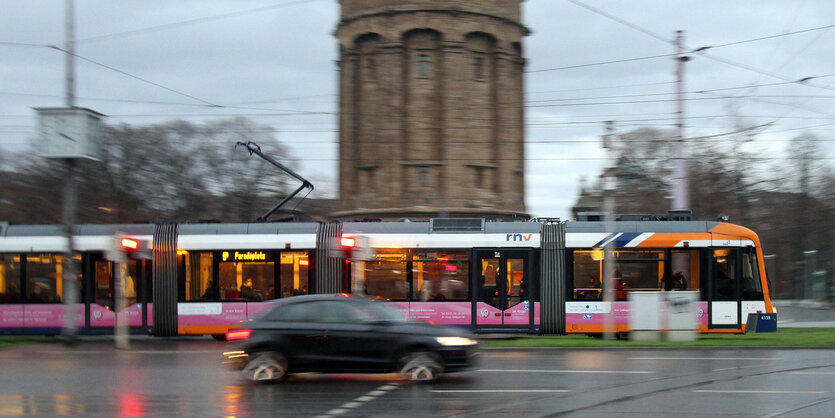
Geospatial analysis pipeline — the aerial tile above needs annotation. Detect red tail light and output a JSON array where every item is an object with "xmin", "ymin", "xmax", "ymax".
[{"xmin": 226, "ymin": 329, "xmax": 252, "ymax": 341}]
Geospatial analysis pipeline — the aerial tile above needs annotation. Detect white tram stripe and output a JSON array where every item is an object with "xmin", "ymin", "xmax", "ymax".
[
  {"xmin": 477, "ymin": 369, "xmax": 652, "ymax": 374},
  {"xmin": 630, "ymin": 357, "xmax": 780, "ymax": 361},
  {"xmin": 432, "ymin": 390, "xmax": 571, "ymax": 393},
  {"xmin": 694, "ymin": 390, "xmax": 826, "ymax": 394}
]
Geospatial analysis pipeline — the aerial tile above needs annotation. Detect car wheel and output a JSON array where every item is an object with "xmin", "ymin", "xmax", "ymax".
[
  {"xmin": 399, "ymin": 352, "xmax": 443, "ymax": 383},
  {"xmin": 242, "ymin": 352, "xmax": 288, "ymax": 383}
]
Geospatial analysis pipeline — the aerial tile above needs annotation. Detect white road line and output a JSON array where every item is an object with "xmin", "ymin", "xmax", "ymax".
[
  {"xmin": 712, "ymin": 364, "xmax": 770, "ymax": 372},
  {"xmin": 477, "ymin": 369, "xmax": 652, "ymax": 374},
  {"xmin": 694, "ymin": 390, "xmax": 826, "ymax": 394},
  {"xmin": 630, "ymin": 357, "xmax": 780, "ymax": 361},
  {"xmin": 318, "ymin": 383, "xmax": 401, "ymax": 417},
  {"xmin": 788, "ymin": 371, "xmax": 835, "ymax": 375},
  {"xmin": 432, "ymin": 390, "xmax": 571, "ymax": 393}
]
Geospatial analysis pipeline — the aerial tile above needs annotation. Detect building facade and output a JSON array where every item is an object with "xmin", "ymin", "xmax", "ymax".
[{"xmin": 333, "ymin": 0, "xmax": 530, "ymax": 220}]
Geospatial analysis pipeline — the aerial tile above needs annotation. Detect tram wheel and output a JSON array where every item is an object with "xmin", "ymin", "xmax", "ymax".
[
  {"xmin": 399, "ymin": 352, "xmax": 443, "ymax": 383},
  {"xmin": 242, "ymin": 352, "xmax": 288, "ymax": 383}
]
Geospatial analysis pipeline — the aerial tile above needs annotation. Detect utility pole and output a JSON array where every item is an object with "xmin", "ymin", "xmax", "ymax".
[
  {"xmin": 60, "ymin": 0, "xmax": 79, "ymax": 341},
  {"xmin": 672, "ymin": 30, "xmax": 690, "ymax": 211},
  {"xmin": 602, "ymin": 121, "xmax": 617, "ymax": 340}
]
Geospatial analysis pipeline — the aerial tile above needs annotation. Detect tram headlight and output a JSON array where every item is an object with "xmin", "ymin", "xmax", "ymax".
[{"xmin": 435, "ymin": 337, "xmax": 478, "ymax": 346}]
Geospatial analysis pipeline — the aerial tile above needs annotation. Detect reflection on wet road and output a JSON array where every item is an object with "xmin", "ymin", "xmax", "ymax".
[{"xmin": 1, "ymin": 337, "xmax": 834, "ymax": 416}]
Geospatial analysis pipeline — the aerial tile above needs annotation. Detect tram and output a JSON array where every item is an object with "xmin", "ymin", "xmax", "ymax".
[{"xmin": 0, "ymin": 217, "xmax": 774, "ymax": 336}]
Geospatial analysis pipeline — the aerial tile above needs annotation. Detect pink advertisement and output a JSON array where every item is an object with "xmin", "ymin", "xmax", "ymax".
[
  {"xmin": 89, "ymin": 304, "xmax": 145, "ymax": 327},
  {"xmin": 475, "ymin": 301, "xmax": 534, "ymax": 326},
  {"xmin": 388, "ymin": 302, "xmax": 472, "ymax": 325},
  {"xmin": 0, "ymin": 304, "xmax": 84, "ymax": 329},
  {"xmin": 177, "ymin": 302, "xmax": 249, "ymax": 326}
]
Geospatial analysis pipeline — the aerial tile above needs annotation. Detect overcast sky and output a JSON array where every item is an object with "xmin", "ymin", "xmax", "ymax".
[{"xmin": 1, "ymin": 0, "xmax": 833, "ymax": 220}]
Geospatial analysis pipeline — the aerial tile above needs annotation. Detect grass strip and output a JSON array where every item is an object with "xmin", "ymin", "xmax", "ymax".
[
  {"xmin": 481, "ymin": 328, "xmax": 835, "ymax": 348},
  {"xmin": 0, "ymin": 336, "xmax": 53, "ymax": 349}
]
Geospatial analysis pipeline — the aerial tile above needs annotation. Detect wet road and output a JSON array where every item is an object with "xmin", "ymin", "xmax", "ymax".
[{"xmin": 1, "ymin": 337, "xmax": 834, "ymax": 417}]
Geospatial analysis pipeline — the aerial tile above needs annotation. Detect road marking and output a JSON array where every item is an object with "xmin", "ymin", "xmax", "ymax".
[
  {"xmin": 631, "ymin": 357, "xmax": 780, "ymax": 361},
  {"xmin": 694, "ymin": 390, "xmax": 826, "ymax": 394},
  {"xmin": 432, "ymin": 390, "xmax": 571, "ymax": 393},
  {"xmin": 318, "ymin": 383, "xmax": 401, "ymax": 417},
  {"xmin": 478, "ymin": 369, "xmax": 652, "ymax": 374},
  {"xmin": 712, "ymin": 364, "xmax": 770, "ymax": 372},
  {"xmin": 788, "ymin": 371, "xmax": 835, "ymax": 375}
]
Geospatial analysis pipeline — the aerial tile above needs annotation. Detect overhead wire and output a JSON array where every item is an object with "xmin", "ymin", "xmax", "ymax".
[{"xmin": 75, "ymin": 0, "xmax": 324, "ymax": 44}]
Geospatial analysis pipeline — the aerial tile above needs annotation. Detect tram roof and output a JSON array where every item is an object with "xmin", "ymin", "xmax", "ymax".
[
  {"xmin": 1, "ymin": 219, "xmax": 728, "ymax": 238},
  {"xmin": 565, "ymin": 220, "xmax": 722, "ymax": 233}
]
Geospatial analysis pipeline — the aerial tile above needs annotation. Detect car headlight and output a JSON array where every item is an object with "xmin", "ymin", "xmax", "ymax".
[{"xmin": 435, "ymin": 336, "xmax": 478, "ymax": 346}]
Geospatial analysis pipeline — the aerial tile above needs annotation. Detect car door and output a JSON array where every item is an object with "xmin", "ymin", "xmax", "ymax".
[{"xmin": 317, "ymin": 300, "xmax": 398, "ymax": 372}]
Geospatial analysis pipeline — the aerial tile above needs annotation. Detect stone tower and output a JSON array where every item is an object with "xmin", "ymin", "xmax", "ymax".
[{"xmin": 334, "ymin": 0, "xmax": 529, "ymax": 220}]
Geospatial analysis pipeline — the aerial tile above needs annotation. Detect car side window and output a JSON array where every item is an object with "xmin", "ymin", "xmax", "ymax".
[
  {"xmin": 308, "ymin": 301, "xmax": 375, "ymax": 324},
  {"xmin": 264, "ymin": 302, "xmax": 312, "ymax": 322}
]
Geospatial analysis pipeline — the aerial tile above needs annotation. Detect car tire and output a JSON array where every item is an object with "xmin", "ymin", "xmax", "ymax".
[
  {"xmin": 242, "ymin": 352, "xmax": 288, "ymax": 383},
  {"xmin": 211, "ymin": 334, "xmax": 227, "ymax": 341},
  {"xmin": 399, "ymin": 352, "xmax": 443, "ymax": 383}
]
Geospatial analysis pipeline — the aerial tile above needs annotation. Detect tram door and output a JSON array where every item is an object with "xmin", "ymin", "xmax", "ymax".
[
  {"xmin": 88, "ymin": 256, "xmax": 146, "ymax": 330},
  {"xmin": 709, "ymin": 248, "xmax": 741, "ymax": 328},
  {"xmin": 474, "ymin": 250, "xmax": 531, "ymax": 328}
]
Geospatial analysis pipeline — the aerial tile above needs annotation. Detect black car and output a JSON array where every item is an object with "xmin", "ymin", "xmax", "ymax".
[{"xmin": 222, "ymin": 294, "xmax": 479, "ymax": 383}]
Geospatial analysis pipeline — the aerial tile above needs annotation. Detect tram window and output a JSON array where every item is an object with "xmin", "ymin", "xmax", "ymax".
[
  {"xmin": 241, "ymin": 263, "xmax": 273, "ymax": 301},
  {"xmin": 218, "ymin": 256, "xmax": 275, "ymax": 301},
  {"xmin": 612, "ymin": 250, "xmax": 665, "ymax": 290},
  {"xmin": 364, "ymin": 249, "xmax": 408, "ymax": 301},
  {"xmin": 25, "ymin": 254, "xmax": 66, "ymax": 303},
  {"xmin": 412, "ymin": 251, "xmax": 469, "ymax": 301},
  {"xmin": 280, "ymin": 252, "xmax": 309, "ymax": 298},
  {"xmin": 712, "ymin": 249, "xmax": 738, "ymax": 301},
  {"xmin": 670, "ymin": 250, "xmax": 699, "ymax": 291},
  {"xmin": 572, "ymin": 249, "xmax": 666, "ymax": 301},
  {"xmin": 0, "ymin": 255, "xmax": 22, "ymax": 303},
  {"xmin": 741, "ymin": 249, "xmax": 763, "ymax": 300},
  {"xmin": 572, "ymin": 250, "xmax": 601, "ymax": 301},
  {"xmin": 184, "ymin": 252, "xmax": 214, "ymax": 301}
]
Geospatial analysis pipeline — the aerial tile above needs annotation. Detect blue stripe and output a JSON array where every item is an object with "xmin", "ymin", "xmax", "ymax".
[
  {"xmin": 593, "ymin": 233, "xmax": 618, "ymax": 248},
  {"xmin": 613, "ymin": 233, "xmax": 642, "ymax": 247},
  {"xmin": 593, "ymin": 232, "xmax": 642, "ymax": 248}
]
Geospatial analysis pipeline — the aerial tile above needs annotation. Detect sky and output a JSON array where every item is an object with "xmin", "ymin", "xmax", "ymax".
[{"xmin": 1, "ymin": 0, "xmax": 833, "ymax": 220}]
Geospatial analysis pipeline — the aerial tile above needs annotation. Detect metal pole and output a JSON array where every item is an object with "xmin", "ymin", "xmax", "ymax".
[
  {"xmin": 672, "ymin": 30, "xmax": 689, "ymax": 210},
  {"xmin": 60, "ymin": 0, "xmax": 78, "ymax": 342},
  {"xmin": 601, "ymin": 121, "xmax": 617, "ymax": 340},
  {"xmin": 114, "ymin": 261, "xmax": 128, "ymax": 349},
  {"xmin": 65, "ymin": 0, "xmax": 75, "ymax": 107}
]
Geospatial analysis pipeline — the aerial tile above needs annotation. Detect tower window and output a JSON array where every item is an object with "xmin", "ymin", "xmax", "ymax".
[
  {"xmin": 474, "ymin": 56, "xmax": 483, "ymax": 80},
  {"xmin": 473, "ymin": 166, "xmax": 485, "ymax": 189},
  {"xmin": 418, "ymin": 166, "xmax": 430, "ymax": 187},
  {"xmin": 417, "ymin": 54, "xmax": 430, "ymax": 77}
]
